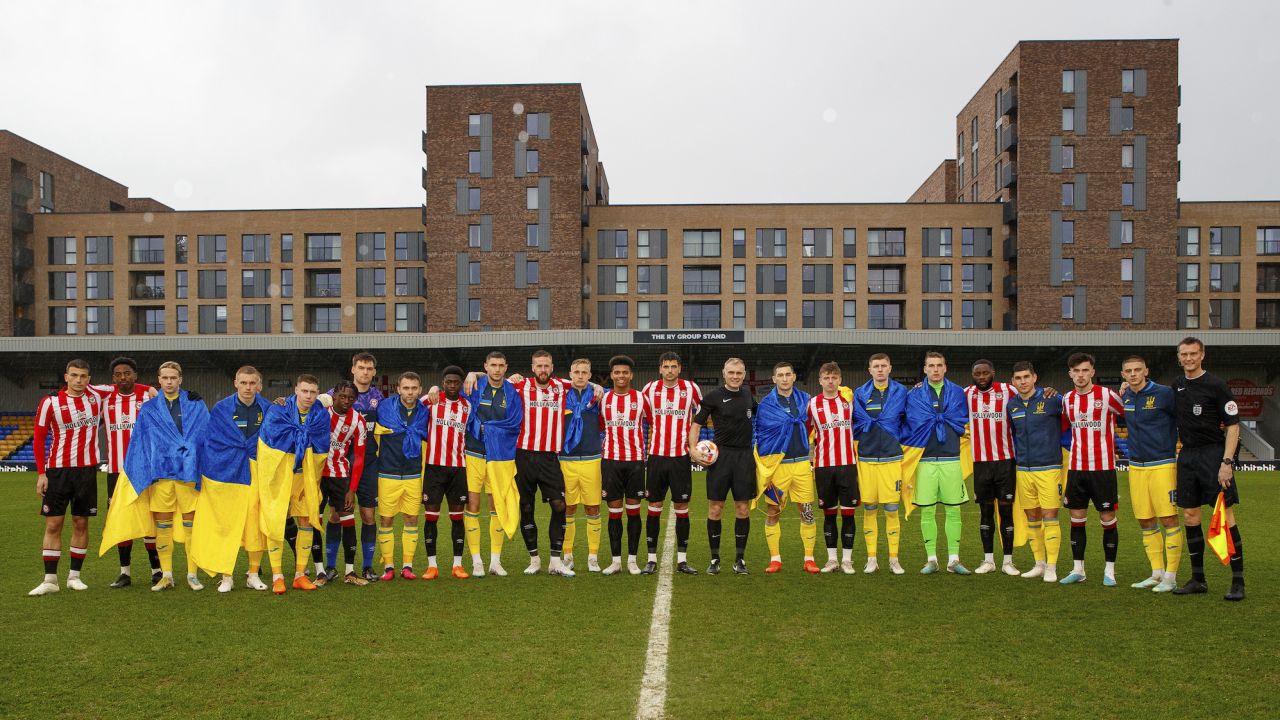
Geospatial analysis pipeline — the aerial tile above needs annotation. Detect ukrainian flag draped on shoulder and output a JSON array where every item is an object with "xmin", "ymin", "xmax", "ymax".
[
  {"xmin": 374, "ymin": 396, "xmax": 431, "ymax": 464},
  {"xmin": 752, "ymin": 387, "xmax": 810, "ymax": 510},
  {"xmin": 561, "ymin": 385, "xmax": 596, "ymax": 455},
  {"xmin": 851, "ymin": 380, "xmax": 908, "ymax": 449},
  {"xmin": 899, "ymin": 379, "xmax": 967, "ymax": 518},
  {"xmin": 189, "ymin": 393, "xmax": 271, "ymax": 576},
  {"xmin": 100, "ymin": 390, "xmax": 209, "ymax": 555},
  {"xmin": 257, "ymin": 397, "xmax": 330, "ymax": 544},
  {"xmin": 466, "ymin": 380, "xmax": 523, "ymax": 538}
]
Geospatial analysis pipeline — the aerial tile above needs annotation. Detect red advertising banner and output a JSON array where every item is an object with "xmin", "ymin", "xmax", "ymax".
[{"xmin": 1227, "ymin": 379, "xmax": 1274, "ymax": 418}]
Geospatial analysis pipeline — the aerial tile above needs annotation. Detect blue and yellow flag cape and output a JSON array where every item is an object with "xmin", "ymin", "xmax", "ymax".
[
  {"xmin": 899, "ymin": 379, "xmax": 968, "ymax": 518},
  {"xmin": 466, "ymin": 380, "xmax": 524, "ymax": 538},
  {"xmin": 561, "ymin": 385, "xmax": 597, "ymax": 455},
  {"xmin": 100, "ymin": 390, "xmax": 209, "ymax": 555},
  {"xmin": 189, "ymin": 393, "xmax": 271, "ymax": 576},
  {"xmin": 752, "ymin": 387, "xmax": 811, "ymax": 510},
  {"xmin": 257, "ymin": 397, "xmax": 331, "ymax": 547}
]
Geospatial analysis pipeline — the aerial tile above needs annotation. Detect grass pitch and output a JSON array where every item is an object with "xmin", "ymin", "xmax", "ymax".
[{"xmin": 1, "ymin": 471, "xmax": 1276, "ymax": 719}]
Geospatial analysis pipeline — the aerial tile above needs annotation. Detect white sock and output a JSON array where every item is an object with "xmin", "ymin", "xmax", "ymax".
[
  {"xmin": 163, "ymin": 571, "xmax": 174, "ymax": 579},
  {"xmin": 984, "ymin": 552, "xmax": 994, "ymax": 563},
  {"xmin": 43, "ymin": 573, "xmax": 57, "ymax": 584},
  {"xmin": 428, "ymin": 556, "xmax": 438, "ymax": 568},
  {"xmin": 648, "ymin": 553, "xmax": 657, "ymax": 563},
  {"xmin": 677, "ymin": 551, "xmax": 687, "ymax": 563},
  {"xmin": 771, "ymin": 554, "xmax": 781, "ymax": 562},
  {"xmin": 452, "ymin": 557, "xmax": 462, "ymax": 568},
  {"xmin": 1073, "ymin": 560, "xmax": 1085, "ymax": 573},
  {"xmin": 628, "ymin": 555, "xmax": 637, "ymax": 565},
  {"xmin": 314, "ymin": 561, "xmax": 324, "ymax": 575},
  {"xmin": 1162, "ymin": 570, "xmax": 1177, "ymax": 583},
  {"xmin": 68, "ymin": 569, "xmax": 81, "ymax": 580},
  {"xmin": 949, "ymin": 554, "xmax": 960, "ymax": 564},
  {"xmin": 272, "ymin": 573, "xmax": 284, "ymax": 581},
  {"xmin": 1151, "ymin": 568, "xmax": 1163, "ymax": 579},
  {"xmin": 345, "ymin": 563, "xmax": 354, "ymax": 574},
  {"xmin": 842, "ymin": 548, "xmax": 852, "ymax": 562},
  {"xmin": 927, "ymin": 555, "xmax": 938, "ymax": 563},
  {"xmin": 120, "ymin": 566, "xmax": 131, "ymax": 576},
  {"xmin": 472, "ymin": 553, "xmax": 482, "ymax": 562},
  {"xmin": 1003, "ymin": 555, "xmax": 1014, "ymax": 565},
  {"xmin": 827, "ymin": 548, "xmax": 838, "ymax": 562},
  {"xmin": 612, "ymin": 556, "xmax": 622, "ymax": 565},
  {"xmin": 1104, "ymin": 561, "xmax": 1115, "ymax": 577},
  {"xmin": 804, "ymin": 555, "xmax": 814, "ymax": 562}
]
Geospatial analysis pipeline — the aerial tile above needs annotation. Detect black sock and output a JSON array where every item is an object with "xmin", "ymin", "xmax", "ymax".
[
  {"xmin": 979, "ymin": 503, "xmax": 995, "ymax": 555},
  {"xmin": 145, "ymin": 538, "xmax": 160, "ymax": 571},
  {"xmin": 1229, "ymin": 526, "xmax": 1244, "ymax": 584},
  {"xmin": 627, "ymin": 511, "xmax": 641, "ymax": 556},
  {"xmin": 708, "ymin": 519, "xmax": 721, "ymax": 559},
  {"xmin": 1186, "ymin": 524, "xmax": 1205, "ymax": 582},
  {"xmin": 284, "ymin": 517, "xmax": 298, "ymax": 560},
  {"xmin": 1102, "ymin": 523, "xmax": 1118, "ymax": 563},
  {"xmin": 451, "ymin": 516, "xmax": 466, "ymax": 558},
  {"xmin": 69, "ymin": 550, "xmax": 85, "ymax": 573},
  {"xmin": 676, "ymin": 514, "xmax": 690, "ymax": 553},
  {"xmin": 424, "ymin": 517, "xmax": 438, "ymax": 558},
  {"xmin": 342, "ymin": 524, "xmax": 357, "ymax": 566},
  {"xmin": 118, "ymin": 540, "xmax": 133, "ymax": 568},
  {"xmin": 842, "ymin": 512, "xmax": 857, "ymax": 550},
  {"xmin": 999, "ymin": 503, "xmax": 1015, "ymax": 557},
  {"xmin": 520, "ymin": 506, "xmax": 538, "ymax": 555},
  {"xmin": 609, "ymin": 515, "xmax": 623, "ymax": 557},
  {"xmin": 1070, "ymin": 521, "xmax": 1087, "ymax": 562},
  {"xmin": 311, "ymin": 530, "xmax": 323, "ymax": 564},
  {"xmin": 549, "ymin": 504, "xmax": 566, "ymax": 555},
  {"xmin": 646, "ymin": 512, "xmax": 660, "ymax": 554},
  {"xmin": 823, "ymin": 513, "xmax": 838, "ymax": 549},
  {"xmin": 42, "ymin": 552, "xmax": 58, "ymax": 575},
  {"xmin": 734, "ymin": 517, "xmax": 750, "ymax": 561}
]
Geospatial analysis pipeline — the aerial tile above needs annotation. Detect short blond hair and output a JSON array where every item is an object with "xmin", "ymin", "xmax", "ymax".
[
  {"xmin": 571, "ymin": 358, "xmax": 592, "ymax": 369},
  {"xmin": 158, "ymin": 361, "xmax": 183, "ymax": 377}
]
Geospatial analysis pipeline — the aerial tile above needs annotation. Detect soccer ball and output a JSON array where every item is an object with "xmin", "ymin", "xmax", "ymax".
[
  {"xmin": 317, "ymin": 393, "xmax": 333, "ymax": 408},
  {"xmin": 695, "ymin": 439, "xmax": 719, "ymax": 465}
]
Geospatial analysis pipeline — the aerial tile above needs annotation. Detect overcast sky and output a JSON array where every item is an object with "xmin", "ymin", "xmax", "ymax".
[{"xmin": 3, "ymin": 0, "xmax": 1277, "ymax": 210}]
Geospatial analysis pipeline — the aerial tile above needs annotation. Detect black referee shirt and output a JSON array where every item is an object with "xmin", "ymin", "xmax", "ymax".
[
  {"xmin": 1172, "ymin": 371, "xmax": 1240, "ymax": 450},
  {"xmin": 694, "ymin": 386, "xmax": 758, "ymax": 449}
]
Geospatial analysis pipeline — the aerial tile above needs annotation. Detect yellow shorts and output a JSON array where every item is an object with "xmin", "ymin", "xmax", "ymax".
[
  {"xmin": 757, "ymin": 458, "xmax": 815, "ymax": 505},
  {"xmin": 466, "ymin": 454, "xmax": 489, "ymax": 493},
  {"xmin": 1017, "ymin": 468, "xmax": 1063, "ymax": 510},
  {"xmin": 560, "ymin": 457, "xmax": 602, "ymax": 506},
  {"xmin": 288, "ymin": 471, "xmax": 319, "ymax": 519},
  {"xmin": 1128, "ymin": 462, "xmax": 1177, "ymax": 520},
  {"xmin": 149, "ymin": 479, "xmax": 199, "ymax": 514},
  {"xmin": 858, "ymin": 460, "xmax": 901, "ymax": 506},
  {"xmin": 378, "ymin": 474, "xmax": 424, "ymax": 517}
]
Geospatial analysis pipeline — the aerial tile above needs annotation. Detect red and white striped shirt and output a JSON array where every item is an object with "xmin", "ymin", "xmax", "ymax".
[
  {"xmin": 100, "ymin": 385, "xmax": 153, "ymax": 474},
  {"xmin": 641, "ymin": 379, "xmax": 702, "ymax": 457},
  {"xmin": 1063, "ymin": 385, "xmax": 1125, "ymax": 471},
  {"xmin": 601, "ymin": 390, "xmax": 649, "ymax": 462},
  {"xmin": 426, "ymin": 396, "xmax": 470, "ymax": 468},
  {"xmin": 517, "ymin": 377, "xmax": 569, "ymax": 453},
  {"xmin": 806, "ymin": 394, "xmax": 857, "ymax": 468},
  {"xmin": 34, "ymin": 387, "xmax": 112, "ymax": 472},
  {"xmin": 324, "ymin": 408, "xmax": 367, "ymax": 485},
  {"xmin": 965, "ymin": 382, "xmax": 1016, "ymax": 463}
]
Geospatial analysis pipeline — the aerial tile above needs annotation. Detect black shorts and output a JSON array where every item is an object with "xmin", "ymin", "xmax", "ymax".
[
  {"xmin": 356, "ymin": 444, "xmax": 379, "ymax": 509},
  {"xmin": 706, "ymin": 446, "xmax": 756, "ymax": 502},
  {"xmin": 646, "ymin": 455, "xmax": 693, "ymax": 503},
  {"xmin": 515, "ymin": 449, "xmax": 566, "ymax": 503},
  {"xmin": 42, "ymin": 466, "xmax": 98, "ymax": 517},
  {"xmin": 321, "ymin": 476, "xmax": 351, "ymax": 512},
  {"xmin": 602, "ymin": 460, "xmax": 647, "ymax": 501},
  {"xmin": 815, "ymin": 465, "xmax": 859, "ymax": 510},
  {"xmin": 1065, "ymin": 469, "xmax": 1119, "ymax": 512},
  {"xmin": 973, "ymin": 459, "xmax": 1017, "ymax": 504},
  {"xmin": 1176, "ymin": 444, "xmax": 1241, "ymax": 509},
  {"xmin": 424, "ymin": 465, "xmax": 468, "ymax": 507}
]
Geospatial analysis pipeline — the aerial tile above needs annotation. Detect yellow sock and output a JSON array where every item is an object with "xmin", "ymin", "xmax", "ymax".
[
  {"xmin": 156, "ymin": 523, "xmax": 174, "ymax": 575},
  {"xmin": 1043, "ymin": 516, "xmax": 1061, "ymax": 564},
  {"xmin": 182, "ymin": 520, "xmax": 195, "ymax": 575},
  {"xmin": 401, "ymin": 525, "xmax": 419, "ymax": 568},
  {"xmin": 464, "ymin": 511, "xmax": 481, "ymax": 556},
  {"xmin": 800, "ymin": 520, "xmax": 817, "ymax": 559},
  {"xmin": 1164, "ymin": 525, "xmax": 1184, "ymax": 575},
  {"xmin": 1141, "ymin": 527, "xmax": 1164, "ymax": 574},
  {"xmin": 1027, "ymin": 521, "xmax": 1045, "ymax": 563},
  {"xmin": 863, "ymin": 509, "xmax": 879, "ymax": 557},
  {"xmin": 489, "ymin": 511, "xmax": 505, "ymax": 557},
  {"xmin": 563, "ymin": 515, "xmax": 577, "ymax": 557},
  {"xmin": 765, "ymin": 521, "xmax": 781, "ymax": 559},
  {"xmin": 377, "ymin": 527, "xmax": 395, "ymax": 567},
  {"xmin": 885, "ymin": 509, "xmax": 901, "ymax": 558},
  {"xmin": 248, "ymin": 550, "xmax": 262, "ymax": 574},
  {"xmin": 586, "ymin": 515, "xmax": 602, "ymax": 557},
  {"xmin": 267, "ymin": 543, "xmax": 283, "ymax": 575},
  {"xmin": 295, "ymin": 527, "xmax": 313, "ymax": 574}
]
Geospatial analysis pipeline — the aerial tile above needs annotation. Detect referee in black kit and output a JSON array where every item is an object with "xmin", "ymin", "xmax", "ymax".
[
  {"xmin": 1170, "ymin": 337, "xmax": 1246, "ymax": 601},
  {"xmin": 689, "ymin": 357, "xmax": 758, "ymax": 576}
]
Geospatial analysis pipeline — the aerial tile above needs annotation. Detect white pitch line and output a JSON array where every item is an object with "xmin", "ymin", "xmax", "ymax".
[{"xmin": 635, "ymin": 512, "xmax": 678, "ymax": 720}]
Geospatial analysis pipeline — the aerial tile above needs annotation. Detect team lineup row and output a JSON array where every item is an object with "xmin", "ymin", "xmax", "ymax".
[{"xmin": 27, "ymin": 338, "xmax": 1246, "ymax": 601}]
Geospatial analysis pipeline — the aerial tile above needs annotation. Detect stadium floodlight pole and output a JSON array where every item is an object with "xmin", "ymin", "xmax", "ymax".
[{"xmin": 641, "ymin": 351, "xmax": 702, "ymax": 576}]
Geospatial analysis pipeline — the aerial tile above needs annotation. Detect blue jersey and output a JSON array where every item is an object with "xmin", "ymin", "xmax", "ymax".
[
  {"xmin": 920, "ymin": 384, "xmax": 962, "ymax": 459},
  {"xmin": 858, "ymin": 384, "xmax": 905, "ymax": 461},
  {"xmin": 1120, "ymin": 381, "xmax": 1178, "ymax": 465},
  {"xmin": 233, "ymin": 399, "xmax": 264, "ymax": 438},
  {"xmin": 465, "ymin": 382, "xmax": 512, "ymax": 456},
  {"xmin": 561, "ymin": 387, "xmax": 602, "ymax": 459},
  {"xmin": 378, "ymin": 401, "xmax": 424, "ymax": 477},
  {"xmin": 1007, "ymin": 389, "xmax": 1064, "ymax": 470}
]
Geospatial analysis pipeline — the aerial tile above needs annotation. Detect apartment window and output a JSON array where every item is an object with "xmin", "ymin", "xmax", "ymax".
[
  {"xmin": 636, "ymin": 266, "xmax": 666, "ymax": 295},
  {"xmin": 85, "ymin": 307, "xmax": 112, "ymax": 335},
  {"xmin": 683, "ymin": 301, "xmax": 721, "ymax": 329},
  {"xmin": 396, "ymin": 267, "xmax": 426, "ymax": 297},
  {"xmin": 395, "ymin": 231, "xmax": 425, "ymax": 261},
  {"xmin": 1257, "ymin": 228, "xmax": 1280, "ymax": 255},
  {"xmin": 1120, "ymin": 295, "xmax": 1134, "ymax": 320},
  {"xmin": 602, "ymin": 266, "xmax": 627, "ymax": 294},
  {"xmin": 523, "ymin": 260, "xmax": 539, "ymax": 286},
  {"xmin": 1209, "ymin": 263, "xmax": 1240, "ymax": 292},
  {"xmin": 518, "ymin": 149, "xmax": 537, "ymax": 174},
  {"xmin": 48, "ymin": 237, "xmax": 76, "ymax": 265},
  {"xmin": 468, "ymin": 150, "xmax": 481, "ymax": 174},
  {"xmin": 802, "ymin": 228, "xmax": 833, "ymax": 258},
  {"xmin": 85, "ymin": 271, "xmax": 111, "ymax": 300},
  {"xmin": 1061, "ymin": 258, "xmax": 1074, "ymax": 282},
  {"xmin": 1179, "ymin": 263, "xmax": 1201, "ymax": 292},
  {"xmin": 175, "ymin": 235, "xmax": 189, "ymax": 264},
  {"xmin": 802, "ymin": 264, "xmax": 833, "ymax": 293},
  {"xmin": 842, "ymin": 228, "xmax": 856, "ymax": 258},
  {"xmin": 1209, "ymin": 299, "xmax": 1239, "ymax": 329},
  {"xmin": 38, "ymin": 171, "xmax": 55, "ymax": 211},
  {"xmin": 526, "ymin": 112, "xmax": 548, "ymax": 138},
  {"xmin": 732, "ymin": 229, "xmax": 746, "ymax": 258},
  {"xmin": 280, "ymin": 269, "xmax": 293, "ymax": 298},
  {"xmin": 1061, "ymin": 296, "xmax": 1074, "ymax": 320},
  {"xmin": 281, "ymin": 234, "xmax": 293, "ymax": 262},
  {"xmin": 1062, "ymin": 145, "xmax": 1075, "ymax": 169},
  {"xmin": 868, "ymin": 301, "xmax": 902, "ymax": 329},
  {"xmin": 868, "ymin": 265, "xmax": 904, "ymax": 293},
  {"xmin": 199, "ymin": 304, "xmax": 228, "ymax": 334},
  {"xmin": 842, "ymin": 265, "xmax": 856, "ymax": 293},
  {"xmin": 468, "ymin": 187, "xmax": 481, "ymax": 211},
  {"xmin": 357, "ymin": 303, "xmax": 386, "ymax": 332},
  {"xmin": 961, "ymin": 300, "xmax": 975, "ymax": 329},
  {"xmin": 138, "ymin": 307, "xmax": 166, "ymax": 335},
  {"xmin": 636, "ymin": 229, "xmax": 667, "ymax": 259},
  {"xmin": 83, "ymin": 236, "xmax": 111, "ymax": 265},
  {"xmin": 1179, "ymin": 227, "xmax": 1200, "ymax": 256},
  {"xmin": 756, "ymin": 300, "xmax": 787, "ymax": 329},
  {"xmin": 175, "ymin": 271, "xmax": 187, "ymax": 299},
  {"xmin": 526, "ymin": 298, "xmax": 539, "ymax": 322},
  {"xmin": 1122, "ymin": 69, "xmax": 1135, "ymax": 93},
  {"xmin": 130, "ymin": 236, "xmax": 165, "ymax": 264},
  {"xmin": 394, "ymin": 303, "xmax": 422, "ymax": 331},
  {"xmin": 1062, "ymin": 108, "xmax": 1075, "ymax": 132},
  {"xmin": 468, "ymin": 261, "xmax": 481, "ymax": 285},
  {"xmin": 1063, "ymin": 220, "xmax": 1075, "ymax": 245},
  {"xmin": 732, "ymin": 300, "xmax": 746, "ymax": 330},
  {"xmin": 243, "ymin": 304, "xmax": 271, "ymax": 334},
  {"xmin": 308, "ymin": 305, "xmax": 342, "ymax": 333},
  {"xmin": 131, "ymin": 272, "xmax": 165, "ymax": 300},
  {"xmin": 636, "ymin": 301, "xmax": 667, "ymax": 330},
  {"xmin": 683, "ymin": 229, "xmax": 721, "ymax": 257},
  {"xmin": 307, "ymin": 270, "xmax": 342, "ymax": 298},
  {"xmin": 732, "ymin": 265, "xmax": 746, "ymax": 294},
  {"xmin": 50, "ymin": 307, "xmax": 76, "ymax": 335},
  {"xmin": 1122, "ymin": 183, "xmax": 1134, "ymax": 206},
  {"xmin": 957, "ymin": 132, "xmax": 965, "ymax": 189},
  {"xmin": 970, "ymin": 117, "xmax": 978, "ymax": 177},
  {"xmin": 598, "ymin": 301, "xmax": 628, "ymax": 329},
  {"xmin": 525, "ymin": 187, "xmax": 539, "ymax": 210},
  {"xmin": 526, "ymin": 224, "xmax": 540, "ymax": 248},
  {"xmin": 280, "ymin": 305, "xmax": 294, "ymax": 333},
  {"xmin": 1063, "ymin": 70, "xmax": 1075, "ymax": 93},
  {"xmin": 1209, "ymin": 227, "xmax": 1240, "ymax": 256},
  {"xmin": 867, "ymin": 229, "xmax": 906, "ymax": 256},
  {"xmin": 49, "ymin": 272, "xmax": 76, "ymax": 300},
  {"xmin": 468, "ymin": 114, "xmax": 482, "ymax": 136},
  {"xmin": 1120, "ymin": 107, "xmax": 1134, "ymax": 132},
  {"xmin": 962, "ymin": 228, "xmax": 993, "ymax": 257},
  {"xmin": 1062, "ymin": 183, "xmax": 1075, "ymax": 206},
  {"xmin": 802, "ymin": 300, "xmax": 833, "ymax": 328},
  {"xmin": 468, "ymin": 299, "xmax": 482, "ymax": 323},
  {"xmin": 682, "ymin": 266, "xmax": 720, "ymax": 295},
  {"xmin": 357, "ymin": 232, "xmax": 386, "ymax": 261},
  {"xmin": 1121, "ymin": 220, "xmax": 1134, "ymax": 244},
  {"xmin": 922, "ymin": 264, "xmax": 952, "ymax": 292},
  {"xmin": 1122, "ymin": 145, "xmax": 1134, "ymax": 168},
  {"xmin": 305, "ymin": 233, "xmax": 342, "ymax": 261},
  {"xmin": 756, "ymin": 228, "xmax": 788, "ymax": 258},
  {"xmin": 756, "ymin": 264, "xmax": 787, "ymax": 294},
  {"xmin": 242, "ymin": 269, "xmax": 271, "ymax": 298},
  {"xmin": 923, "ymin": 228, "xmax": 952, "ymax": 257},
  {"xmin": 842, "ymin": 300, "xmax": 856, "ymax": 329},
  {"xmin": 1120, "ymin": 258, "xmax": 1133, "ymax": 282},
  {"xmin": 1258, "ymin": 300, "xmax": 1280, "ymax": 329},
  {"xmin": 198, "ymin": 269, "xmax": 227, "ymax": 299},
  {"xmin": 356, "ymin": 267, "xmax": 386, "ymax": 297},
  {"xmin": 598, "ymin": 230, "xmax": 628, "ymax": 259},
  {"xmin": 242, "ymin": 234, "xmax": 270, "ymax": 263},
  {"xmin": 172, "ymin": 306, "xmax": 186, "ymax": 334},
  {"xmin": 1178, "ymin": 299, "xmax": 1200, "ymax": 329},
  {"xmin": 198, "ymin": 235, "xmax": 227, "ymax": 263},
  {"xmin": 923, "ymin": 300, "xmax": 953, "ymax": 329}
]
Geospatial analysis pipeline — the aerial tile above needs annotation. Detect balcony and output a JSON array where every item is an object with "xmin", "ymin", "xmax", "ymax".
[
  {"xmin": 13, "ymin": 246, "xmax": 33, "ymax": 271},
  {"xmin": 581, "ymin": 135, "xmax": 589, "ymax": 155},
  {"xmin": 130, "ymin": 275, "xmax": 166, "ymax": 300},
  {"xmin": 422, "ymin": 167, "xmax": 429, "ymax": 191},
  {"xmin": 421, "ymin": 204, "xmax": 428, "ymax": 227},
  {"xmin": 1003, "ymin": 235, "xmax": 1017, "ymax": 261},
  {"xmin": 14, "ymin": 317, "xmax": 35, "ymax": 336},
  {"xmin": 14, "ymin": 282, "xmax": 34, "ymax": 305},
  {"xmin": 998, "ymin": 162, "xmax": 1017, "ymax": 190},
  {"xmin": 11, "ymin": 174, "xmax": 33, "ymax": 205},
  {"xmin": 581, "ymin": 209, "xmax": 590, "ymax": 226},
  {"xmin": 1002, "ymin": 200, "xmax": 1018, "ymax": 225},
  {"xmin": 1002, "ymin": 312, "xmax": 1016, "ymax": 331},
  {"xmin": 421, "ymin": 130, "xmax": 428, "ymax": 154},
  {"xmin": 997, "ymin": 123, "xmax": 1018, "ymax": 154},
  {"xmin": 1003, "ymin": 274, "xmax": 1017, "ymax": 298},
  {"xmin": 12, "ymin": 209, "xmax": 33, "ymax": 234},
  {"xmin": 581, "ymin": 172, "xmax": 589, "ymax": 190},
  {"xmin": 1000, "ymin": 88, "xmax": 1018, "ymax": 116}
]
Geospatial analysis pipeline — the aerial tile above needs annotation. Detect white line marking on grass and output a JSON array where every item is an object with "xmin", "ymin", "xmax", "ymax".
[{"xmin": 636, "ymin": 512, "xmax": 677, "ymax": 720}]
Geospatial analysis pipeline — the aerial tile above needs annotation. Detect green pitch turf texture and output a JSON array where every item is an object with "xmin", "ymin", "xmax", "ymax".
[{"xmin": 1, "ymin": 471, "xmax": 1275, "ymax": 720}]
